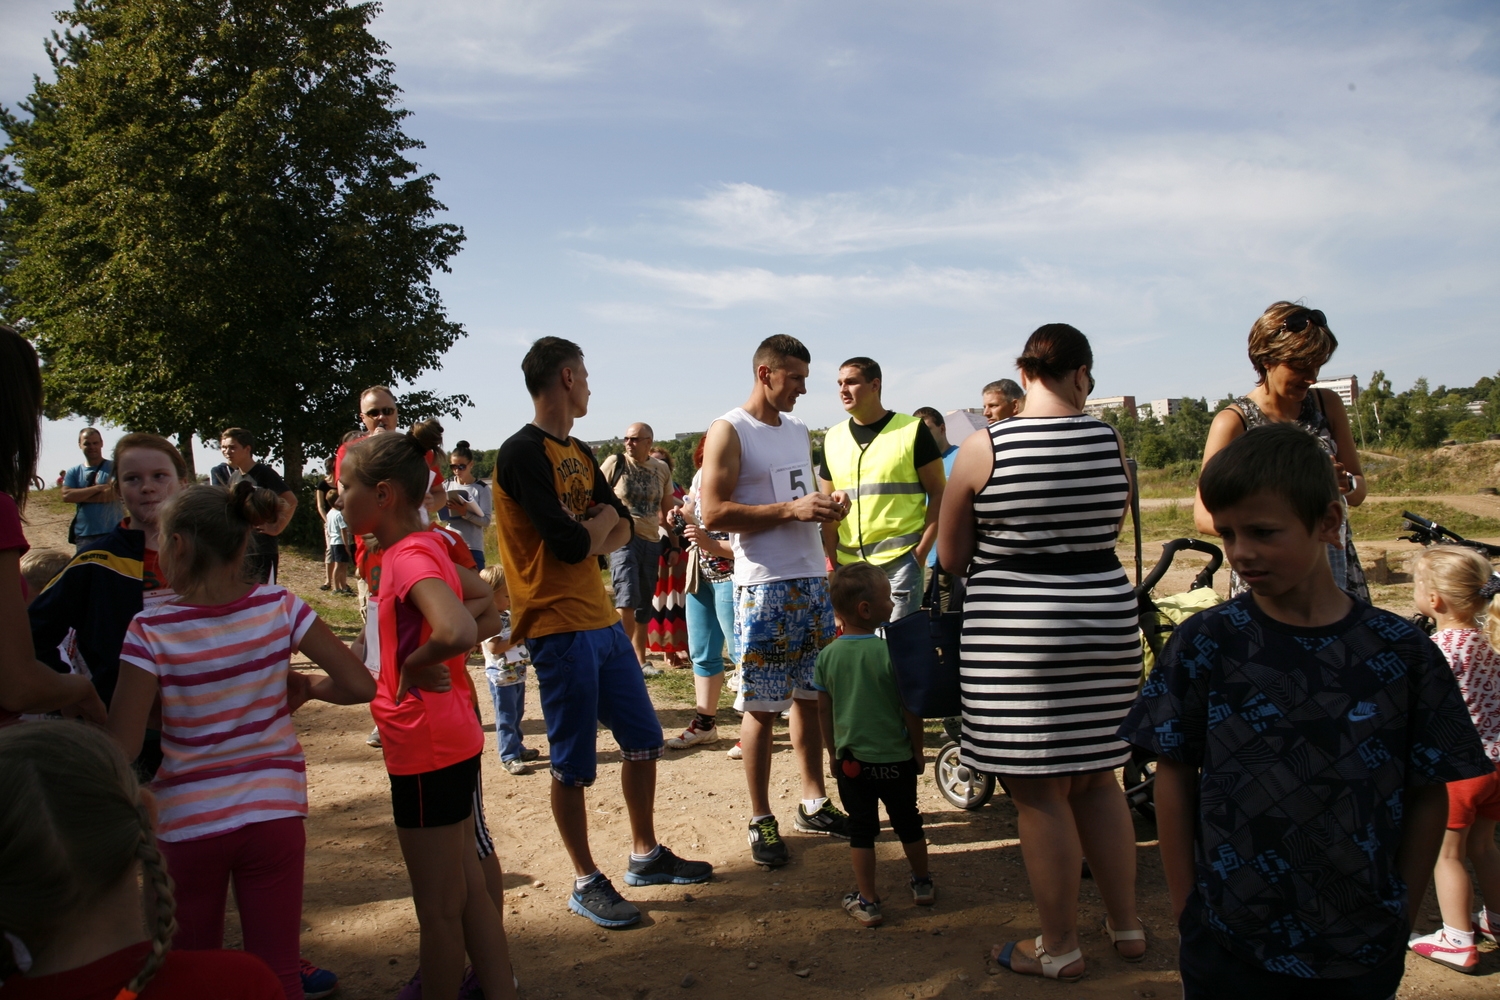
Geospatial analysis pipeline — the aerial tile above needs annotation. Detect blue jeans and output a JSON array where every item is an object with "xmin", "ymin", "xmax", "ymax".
[
  {"xmin": 882, "ymin": 552, "xmax": 924, "ymax": 622},
  {"xmin": 470, "ymin": 548, "xmax": 486, "ymax": 571},
  {"xmin": 687, "ymin": 577, "xmax": 737, "ymax": 677},
  {"xmin": 487, "ymin": 678, "xmax": 526, "ymax": 763}
]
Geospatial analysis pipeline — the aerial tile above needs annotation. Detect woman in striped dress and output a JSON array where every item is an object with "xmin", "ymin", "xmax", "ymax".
[{"xmin": 939, "ymin": 324, "xmax": 1145, "ymax": 982}]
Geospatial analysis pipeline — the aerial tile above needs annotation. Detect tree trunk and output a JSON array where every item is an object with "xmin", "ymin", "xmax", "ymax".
[
  {"xmin": 177, "ymin": 430, "xmax": 197, "ymax": 480},
  {"xmin": 282, "ymin": 430, "xmax": 304, "ymax": 493}
]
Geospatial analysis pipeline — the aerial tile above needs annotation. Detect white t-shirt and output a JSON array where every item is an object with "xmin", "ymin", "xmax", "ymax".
[
  {"xmin": 325, "ymin": 508, "xmax": 348, "ymax": 548},
  {"xmin": 717, "ymin": 407, "xmax": 825, "ymax": 586}
]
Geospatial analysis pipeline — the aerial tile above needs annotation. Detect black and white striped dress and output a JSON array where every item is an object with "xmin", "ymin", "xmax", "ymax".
[{"xmin": 959, "ymin": 416, "xmax": 1142, "ymax": 777}]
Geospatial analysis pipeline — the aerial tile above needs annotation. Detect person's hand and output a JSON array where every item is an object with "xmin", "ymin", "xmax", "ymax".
[
  {"xmin": 1333, "ymin": 459, "xmax": 1354, "ymax": 495},
  {"xmin": 828, "ymin": 753, "xmax": 841, "ymax": 780},
  {"xmin": 682, "ymin": 523, "xmax": 711, "ymax": 548},
  {"xmin": 397, "ymin": 660, "xmax": 451, "ymax": 700},
  {"xmin": 58, "ymin": 678, "xmax": 108, "ymax": 726},
  {"xmin": 446, "ymin": 497, "xmax": 467, "ymax": 513},
  {"xmin": 790, "ymin": 492, "xmax": 846, "ymax": 523},
  {"xmin": 584, "ymin": 503, "xmax": 619, "ymax": 528},
  {"xmin": 913, "ymin": 754, "xmax": 927, "ymax": 777},
  {"xmin": 286, "ymin": 670, "xmax": 312, "ymax": 712}
]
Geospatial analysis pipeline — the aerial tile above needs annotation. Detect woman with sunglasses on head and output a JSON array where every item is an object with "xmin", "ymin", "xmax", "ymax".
[
  {"xmin": 1192, "ymin": 302, "xmax": 1369, "ymax": 600},
  {"xmin": 441, "ymin": 441, "xmax": 492, "ymax": 570}
]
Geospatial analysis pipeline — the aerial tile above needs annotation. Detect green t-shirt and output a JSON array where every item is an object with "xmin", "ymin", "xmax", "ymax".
[{"xmin": 812, "ymin": 635, "xmax": 913, "ymax": 763}]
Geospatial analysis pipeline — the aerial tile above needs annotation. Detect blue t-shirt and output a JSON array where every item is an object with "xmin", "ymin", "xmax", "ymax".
[
  {"xmin": 1118, "ymin": 594, "xmax": 1491, "ymax": 979},
  {"xmin": 927, "ymin": 444, "xmax": 959, "ymax": 568},
  {"xmin": 65, "ymin": 460, "xmax": 123, "ymax": 538}
]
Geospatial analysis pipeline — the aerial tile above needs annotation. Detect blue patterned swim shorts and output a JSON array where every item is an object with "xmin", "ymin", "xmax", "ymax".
[{"xmin": 734, "ymin": 576, "xmax": 836, "ymax": 711}]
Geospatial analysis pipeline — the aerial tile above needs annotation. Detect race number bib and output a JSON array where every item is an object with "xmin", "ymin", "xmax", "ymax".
[{"xmin": 770, "ymin": 460, "xmax": 811, "ymax": 504}]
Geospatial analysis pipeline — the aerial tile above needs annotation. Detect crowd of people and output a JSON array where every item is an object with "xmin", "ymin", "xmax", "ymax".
[{"xmin": 1, "ymin": 300, "xmax": 1498, "ymax": 1000}]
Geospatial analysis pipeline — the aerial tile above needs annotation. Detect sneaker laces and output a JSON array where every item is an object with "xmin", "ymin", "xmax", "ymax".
[{"xmin": 753, "ymin": 818, "xmax": 782, "ymax": 845}]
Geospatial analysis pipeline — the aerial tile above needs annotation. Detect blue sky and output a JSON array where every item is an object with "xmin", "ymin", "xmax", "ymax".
[{"xmin": 5, "ymin": 0, "xmax": 1498, "ymax": 478}]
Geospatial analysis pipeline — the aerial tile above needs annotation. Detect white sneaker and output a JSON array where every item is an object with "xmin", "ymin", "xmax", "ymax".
[
  {"xmin": 726, "ymin": 671, "xmax": 742, "ymax": 692},
  {"xmin": 726, "ymin": 741, "xmax": 743, "ymax": 760},
  {"xmin": 1477, "ymin": 910, "xmax": 1499, "ymax": 945},
  {"xmin": 666, "ymin": 725, "xmax": 719, "ymax": 749}
]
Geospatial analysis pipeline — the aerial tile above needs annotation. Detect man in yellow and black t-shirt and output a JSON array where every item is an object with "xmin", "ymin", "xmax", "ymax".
[{"xmin": 493, "ymin": 337, "xmax": 713, "ymax": 930}]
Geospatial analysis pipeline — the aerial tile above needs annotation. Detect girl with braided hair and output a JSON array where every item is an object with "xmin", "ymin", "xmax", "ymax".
[
  {"xmin": 0, "ymin": 721, "xmax": 282, "ymax": 999},
  {"xmin": 106, "ymin": 482, "xmax": 375, "ymax": 999}
]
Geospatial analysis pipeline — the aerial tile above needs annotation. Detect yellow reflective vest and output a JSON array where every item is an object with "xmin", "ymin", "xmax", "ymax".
[{"xmin": 822, "ymin": 412, "xmax": 928, "ymax": 566}]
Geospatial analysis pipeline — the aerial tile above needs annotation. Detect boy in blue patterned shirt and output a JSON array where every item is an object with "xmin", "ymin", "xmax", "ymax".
[{"xmin": 1119, "ymin": 424, "xmax": 1491, "ymax": 1000}]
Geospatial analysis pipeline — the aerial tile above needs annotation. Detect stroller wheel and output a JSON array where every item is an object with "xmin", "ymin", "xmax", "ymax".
[
  {"xmin": 936, "ymin": 742, "xmax": 995, "ymax": 810},
  {"xmin": 1122, "ymin": 751, "xmax": 1156, "ymax": 823}
]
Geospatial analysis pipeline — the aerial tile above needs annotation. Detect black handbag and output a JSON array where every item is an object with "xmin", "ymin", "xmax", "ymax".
[{"xmin": 885, "ymin": 569, "xmax": 964, "ymax": 718}]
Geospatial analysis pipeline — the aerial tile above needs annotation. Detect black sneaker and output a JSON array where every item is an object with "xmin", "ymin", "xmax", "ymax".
[
  {"xmin": 567, "ymin": 874, "xmax": 641, "ymax": 928},
  {"xmin": 624, "ymin": 845, "xmax": 714, "ymax": 886},
  {"xmin": 748, "ymin": 816, "xmax": 790, "ymax": 867},
  {"xmin": 794, "ymin": 799, "xmax": 852, "ymax": 838}
]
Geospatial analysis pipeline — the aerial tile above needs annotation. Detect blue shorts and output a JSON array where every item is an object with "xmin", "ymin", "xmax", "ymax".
[
  {"xmin": 609, "ymin": 534, "xmax": 661, "ymax": 620},
  {"xmin": 734, "ymin": 576, "xmax": 835, "ymax": 712},
  {"xmin": 528, "ymin": 624, "xmax": 665, "ymax": 786}
]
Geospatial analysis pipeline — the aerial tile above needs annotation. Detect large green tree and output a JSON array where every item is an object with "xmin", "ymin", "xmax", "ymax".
[{"xmin": 1, "ymin": 0, "xmax": 466, "ymax": 485}]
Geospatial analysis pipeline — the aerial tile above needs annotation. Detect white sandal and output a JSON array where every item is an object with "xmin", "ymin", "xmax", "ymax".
[
  {"xmin": 1103, "ymin": 916, "xmax": 1147, "ymax": 962},
  {"xmin": 992, "ymin": 935, "xmax": 1085, "ymax": 982}
]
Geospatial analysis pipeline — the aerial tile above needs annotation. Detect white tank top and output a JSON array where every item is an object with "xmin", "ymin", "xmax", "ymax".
[{"xmin": 718, "ymin": 407, "xmax": 826, "ymax": 586}]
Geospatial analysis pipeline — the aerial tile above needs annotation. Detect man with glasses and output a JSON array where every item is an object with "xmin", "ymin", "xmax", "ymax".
[
  {"xmin": 600, "ymin": 423, "xmax": 674, "ymax": 674},
  {"xmin": 209, "ymin": 427, "xmax": 298, "ymax": 583}
]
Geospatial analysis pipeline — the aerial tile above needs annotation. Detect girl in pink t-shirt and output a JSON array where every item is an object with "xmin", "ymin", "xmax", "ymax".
[
  {"xmin": 339, "ymin": 420, "xmax": 516, "ymax": 1000},
  {"xmin": 108, "ymin": 482, "xmax": 374, "ymax": 1000},
  {"xmin": 1408, "ymin": 546, "xmax": 1500, "ymax": 974}
]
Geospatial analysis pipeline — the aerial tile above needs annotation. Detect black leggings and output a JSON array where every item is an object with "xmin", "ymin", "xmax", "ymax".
[{"xmin": 835, "ymin": 756, "xmax": 924, "ymax": 850}]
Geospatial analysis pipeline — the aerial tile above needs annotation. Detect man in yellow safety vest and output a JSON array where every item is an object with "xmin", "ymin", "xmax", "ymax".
[{"xmin": 817, "ymin": 357, "xmax": 947, "ymax": 620}]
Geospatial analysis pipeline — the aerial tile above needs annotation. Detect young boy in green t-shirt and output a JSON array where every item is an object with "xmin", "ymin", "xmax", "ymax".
[{"xmin": 814, "ymin": 562, "xmax": 934, "ymax": 928}]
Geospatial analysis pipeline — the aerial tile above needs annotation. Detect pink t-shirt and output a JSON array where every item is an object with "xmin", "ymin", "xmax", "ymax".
[
  {"xmin": 370, "ymin": 530, "xmax": 482, "ymax": 775},
  {"xmin": 1435, "ymin": 627, "xmax": 1500, "ymax": 764},
  {"xmin": 120, "ymin": 586, "xmax": 314, "ymax": 841}
]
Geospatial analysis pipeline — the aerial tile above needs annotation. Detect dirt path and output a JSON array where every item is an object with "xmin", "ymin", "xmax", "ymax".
[{"xmin": 19, "ymin": 494, "xmax": 1499, "ymax": 996}]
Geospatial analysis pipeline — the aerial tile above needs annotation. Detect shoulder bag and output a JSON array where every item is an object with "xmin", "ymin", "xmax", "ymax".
[{"xmin": 884, "ymin": 568, "xmax": 965, "ymax": 718}]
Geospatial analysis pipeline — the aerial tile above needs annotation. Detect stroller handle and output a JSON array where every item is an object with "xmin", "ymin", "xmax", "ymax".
[{"xmin": 1137, "ymin": 537, "xmax": 1224, "ymax": 597}]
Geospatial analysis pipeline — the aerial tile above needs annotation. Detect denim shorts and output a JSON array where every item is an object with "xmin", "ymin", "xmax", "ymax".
[
  {"xmin": 609, "ymin": 534, "xmax": 661, "ymax": 619},
  {"xmin": 734, "ymin": 576, "xmax": 835, "ymax": 712},
  {"xmin": 528, "ymin": 624, "xmax": 665, "ymax": 786}
]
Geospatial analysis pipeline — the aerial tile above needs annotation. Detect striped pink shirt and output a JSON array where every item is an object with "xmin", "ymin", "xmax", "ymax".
[{"xmin": 120, "ymin": 585, "xmax": 315, "ymax": 842}]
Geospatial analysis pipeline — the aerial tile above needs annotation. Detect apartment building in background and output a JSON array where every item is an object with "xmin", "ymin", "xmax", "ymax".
[
  {"xmin": 1311, "ymin": 374, "xmax": 1359, "ymax": 407},
  {"xmin": 1137, "ymin": 398, "xmax": 1183, "ymax": 421},
  {"xmin": 1082, "ymin": 395, "xmax": 1136, "ymax": 419}
]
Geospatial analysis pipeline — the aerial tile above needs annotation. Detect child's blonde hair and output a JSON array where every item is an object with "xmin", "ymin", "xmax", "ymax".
[
  {"xmin": 1415, "ymin": 547, "xmax": 1500, "ymax": 648},
  {"xmin": 0, "ymin": 722, "xmax": 176, "ymax": 993},
  {"xmin": 19, "ymin": 548, "xmax": 71, "ymax": 597},
  {"xmin": 479, "ymin": 564, "xmax": 507, "ymax": 592}
]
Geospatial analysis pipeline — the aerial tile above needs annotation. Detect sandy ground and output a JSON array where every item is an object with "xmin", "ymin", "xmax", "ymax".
[{"xmin": 21, "ymin": 501, "xmax": 1500, "ymax": 998}]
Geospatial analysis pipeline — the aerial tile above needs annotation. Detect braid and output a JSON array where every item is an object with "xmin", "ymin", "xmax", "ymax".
[{"xmin": 123, "ymin": 800, "xmax": 176, "ymax": 998}]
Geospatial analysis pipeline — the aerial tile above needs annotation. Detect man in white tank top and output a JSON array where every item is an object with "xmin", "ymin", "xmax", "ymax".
[{"xmin": 699, "ymin": 335, "xmax": 853, "ymax": 867}]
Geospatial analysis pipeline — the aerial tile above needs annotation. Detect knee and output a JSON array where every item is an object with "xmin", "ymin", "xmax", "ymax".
[{"xmin": 890, "ymin": 807, "xmax": 924, "ymax": 844}]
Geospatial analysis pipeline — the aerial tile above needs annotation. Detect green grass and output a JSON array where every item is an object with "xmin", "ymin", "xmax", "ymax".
[
  {"xmin": 1361, "ymin": 442, "xmax": 1500, "ymax": 495},
  {"xmin": 1347, "ymin": 502, "xmax": 1500, "ymax": 542}
]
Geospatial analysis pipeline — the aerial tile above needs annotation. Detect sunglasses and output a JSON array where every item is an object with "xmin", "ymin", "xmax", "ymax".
[
  {"xmin": 1278, "ymin": 309, "xmax": 1326, "ymax": 335},
  {"xmin": 451, "ymin": 463, "xmax": 469, "ymax": 471},
  {"xmin": 364, "ymin": 406, "xmax": 396, "ymax": 418},
  {"xmin": 1088, "ymin": 374, "xmax": 1097, "ymax": 394},
  {"xmin": 623, "ymin": 436, "xmax": 644, "ymax": 442}
]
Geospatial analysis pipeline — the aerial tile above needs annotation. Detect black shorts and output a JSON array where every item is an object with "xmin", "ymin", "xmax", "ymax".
[
  {"xmin": 1177, "ymin": 892, "xmax": 1402, "ymax": 1000},
  {"xmin": 326, "ymin": 543, "xmax": 351, "ymax": 564},
  {"xmin": 834, "ymin": 755, "xmax": 924, "ymax": 850},
  {"xmin": 389, "ymin": 753, "xmax": 481, "ymax": 829}
]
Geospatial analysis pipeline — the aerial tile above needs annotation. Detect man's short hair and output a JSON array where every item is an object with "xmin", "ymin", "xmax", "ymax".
[
  {"xmin": 78, "ymin": 427, "xmax": 102, "ymax": 444},
  {"xmin": 983, "ymin": 379, "xmax": 1024, "ymax": 400},
  {"xmin": 522, "ymin": 337, "xmax": 584, "ymax": 396},
  {"xmin": 1198, "ymin": 424, "xmax": 1338, "ymax": 531},
  {"xmin": 360, "ymin": 385, "xmax": 396, "ymax": 405},
  {"xmin": 220, "ymin": 427, "xmax": 254, "ymax": 448},
  {"xmin": 830, "ymin": 562, "xmax": 891, "ymax": 620},
  {"xmin": 912, "ymin": 406, "xmax": 944, "ymax": 426},
  {"xmin": 839, "ymin": 357, "xmax": 881, "ymax": 383},
  {"xmin": 752, "ymin": 335, "xmax": 811, "ymax": 372}
]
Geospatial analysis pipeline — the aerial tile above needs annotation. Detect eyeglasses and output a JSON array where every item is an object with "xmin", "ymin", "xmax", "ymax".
[
  {"xmin": 364, "ymin": 406, "xmax": 396, "ymax": 418},
  {"xmin": 1278, "ymin": 309, "xmax": 1326, "ymax": 335},
  {"xmin": 1088, "ymin": 375, "xmax": 1097, "ymax": 394},
  {"xmin": 451, "ymin": 463, "xmax": 469, "ymax": 471},
  {"xmin": 623, "ymin": 436, "xmax": 644, "ymax": 442}
]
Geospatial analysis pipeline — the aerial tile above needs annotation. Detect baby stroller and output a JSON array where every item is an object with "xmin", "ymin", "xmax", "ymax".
[
  {"xmin": 1120, "ymin": 537, "xmax": 1223, "ymax": 821},
  {"xmin": 936, "ymin": 716, "xmax": 996, "ymax": 810}
]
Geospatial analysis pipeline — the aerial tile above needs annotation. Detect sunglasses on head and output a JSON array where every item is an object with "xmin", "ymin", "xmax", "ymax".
[
  {"xmin": 1278, "ymin": 309, "xmax": 1326, "ymax": 335},
  {"xmin": 364, "ymin": 406, "xmax": 396, "ymax": 418}
]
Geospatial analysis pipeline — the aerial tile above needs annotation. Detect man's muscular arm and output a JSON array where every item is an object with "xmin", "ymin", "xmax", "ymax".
[{"xmin": 699, "ymin": 420, "xmax": 845, "ymax": 533}]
